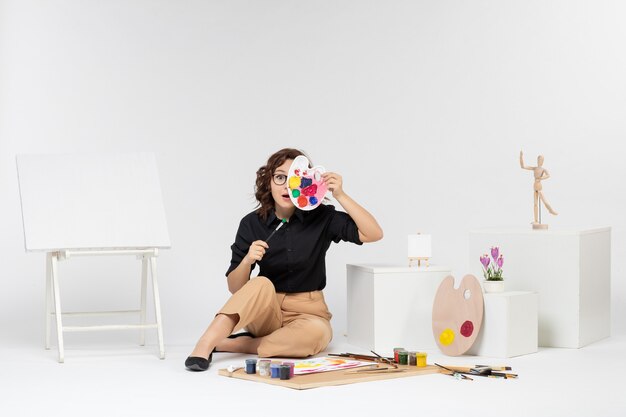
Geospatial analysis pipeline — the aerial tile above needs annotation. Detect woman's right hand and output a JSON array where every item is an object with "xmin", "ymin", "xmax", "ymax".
[{"xmin": 244, "ymin": 240, "xmax": 269, "ymax": 265}]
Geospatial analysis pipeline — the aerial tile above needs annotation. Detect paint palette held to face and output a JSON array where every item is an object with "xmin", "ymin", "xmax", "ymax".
[
  {"xmin": 432, "ymin": 274, "xmax": 484, "ymax": 356},
  {"xmin": 287, "ymin": 155, "xmax": 328, "ymax": 211}
]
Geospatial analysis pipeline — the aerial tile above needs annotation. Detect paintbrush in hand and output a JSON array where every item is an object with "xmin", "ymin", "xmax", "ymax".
[{"xmin": 266, "ymin": 218, "xmax": 287, "ymax": 243}]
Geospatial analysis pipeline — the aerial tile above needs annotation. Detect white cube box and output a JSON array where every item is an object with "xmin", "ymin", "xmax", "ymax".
[
  {"xmin": 469, "ymin": 291, "xmax": 538, "ymax": 358},
  {"xmin": 469, "ymin": 228, "xmax": 611, "ymax": 348},
  {"xmin": 346, "ymin": 264, "xmax": 451, "ymax": 354}
]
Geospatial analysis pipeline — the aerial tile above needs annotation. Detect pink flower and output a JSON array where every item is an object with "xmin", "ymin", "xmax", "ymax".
[
  {"xmin": 482, "ymin": 246, "xmax": 504, "ymax": 280},
  {"xmin": 480, "ymin": 254, "xmax": 490, "ymax": 269}
]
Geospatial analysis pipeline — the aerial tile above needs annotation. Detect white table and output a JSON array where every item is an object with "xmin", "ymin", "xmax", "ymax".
[
  {"xmin": 469, "ymin": 291, "xmax": 538, "ymax": 358},
  {"xmin": 469, "ymin": 228, "xmax": 611, "ymax": 348},
  {"xmin": 346, "ymin": 264, "xmax": 451, "ymax": 354}
]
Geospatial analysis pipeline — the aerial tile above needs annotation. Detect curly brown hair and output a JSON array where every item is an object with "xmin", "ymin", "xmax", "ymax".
[{"xmin": 255, "ymin": 148, "xmax": 310, "ymax": 220}]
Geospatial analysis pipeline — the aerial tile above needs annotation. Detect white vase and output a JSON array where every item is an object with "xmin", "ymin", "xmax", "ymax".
[{"xmin": 483, "ymin": 280, "xmax": 504, "ymax": 293}]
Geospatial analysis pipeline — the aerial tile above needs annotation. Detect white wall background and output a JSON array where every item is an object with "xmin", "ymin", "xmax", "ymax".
[{"xmin": 1, "ymin": 0, "xmax": 625, "ymax": 349}]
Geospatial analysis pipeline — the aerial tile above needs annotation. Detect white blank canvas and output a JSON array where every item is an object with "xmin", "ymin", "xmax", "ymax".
[{"xmin": 17, "ymin": 152, "xmax": 171, "ymax": 251}]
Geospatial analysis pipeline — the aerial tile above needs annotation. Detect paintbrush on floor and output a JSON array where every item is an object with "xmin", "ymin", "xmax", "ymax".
[{"xmin": 438, "ymin": 364, "xmax": 518, "ymax": 379}]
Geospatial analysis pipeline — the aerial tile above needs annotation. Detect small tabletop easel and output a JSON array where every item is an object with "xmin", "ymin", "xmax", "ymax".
[
  {"xmin": 408, "ymin": 257, "xmax": 429, "ymax": 267},
  {"xmin": 17, "ymin": 153, "xmax": 171, "ymax": 362},
  {"xmin": 408, "ymin": 233, "xmax": 431, "ymax": 267}
]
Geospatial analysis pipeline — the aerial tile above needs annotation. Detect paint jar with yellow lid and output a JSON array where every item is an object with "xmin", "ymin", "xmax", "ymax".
[{"xmin": 416, "ymin": 352, "xmax": 427, "ymax": 367}]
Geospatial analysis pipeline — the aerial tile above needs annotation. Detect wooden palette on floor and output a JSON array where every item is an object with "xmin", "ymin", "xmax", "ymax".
[
  {"xmin": 218, "ymin": 364, "xmax": 441, "ymax": 390},
  {"xmin": 432, "ymin": 274, "xmax": 484, "ymax": 356}
]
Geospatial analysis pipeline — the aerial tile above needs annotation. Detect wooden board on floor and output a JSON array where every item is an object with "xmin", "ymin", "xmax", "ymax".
[{"xmin": 218, "ymin": 364, "xmax": 441, "ymax": 390}]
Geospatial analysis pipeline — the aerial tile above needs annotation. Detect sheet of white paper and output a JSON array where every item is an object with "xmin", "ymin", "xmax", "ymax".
[
  {"xmin": 17, "ymin": 152, "xmax": 171, "ymax": 251},
  {"xmin": 290, "ymin": 357, "xmax": 376, "ymax": 375}
]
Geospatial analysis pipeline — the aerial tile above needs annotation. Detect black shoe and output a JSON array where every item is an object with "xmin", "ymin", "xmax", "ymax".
[{"xmin": 185, "ymin": 352, "xmax": 212, "ymax": 371}]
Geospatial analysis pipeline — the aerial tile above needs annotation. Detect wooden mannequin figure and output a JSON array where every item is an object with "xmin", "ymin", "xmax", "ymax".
[{"xmin": 520, "ymin": 151, "xmax": 558, "ymax": 229}]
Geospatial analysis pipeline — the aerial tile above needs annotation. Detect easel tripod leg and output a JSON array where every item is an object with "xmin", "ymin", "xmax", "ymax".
[
  {"xmin": 45, "ymin": 253, "xmax": 52, "ymax": 350},
  {"xmin": 150, "ymin": 257, "xmax": 165, "ymax": 359},
  {"xmin": 50, "ymin": 254, "xmax": 65, "ymax": 363},
  {"xmin": 140, "ymin": 258, "xmax": 148, "ymax": 346}
]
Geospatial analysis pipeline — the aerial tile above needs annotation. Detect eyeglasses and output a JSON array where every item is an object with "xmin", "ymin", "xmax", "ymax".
[{"xmin": 272, "ymin": 174, "xmax": 288, "ymax": 186}]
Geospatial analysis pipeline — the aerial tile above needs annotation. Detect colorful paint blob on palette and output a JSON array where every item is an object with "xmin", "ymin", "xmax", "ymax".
[{"xmin": 287, "ymin": 155, "xmax": 328, "ymax": 211}]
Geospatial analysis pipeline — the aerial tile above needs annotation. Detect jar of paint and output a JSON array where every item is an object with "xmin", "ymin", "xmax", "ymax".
[
  {"xmin": 270, "ymin": 363, "xmax": 281, "ymax": 378},
  {"xmin": 393, "ymin": 347, "xmax": 405, "ymax": 363},
  {"xmin": 416, "ymin": 352, "xmax": 427, "ymax": 367},
  {"xmin": 258, "ymin": 360, "xmax": 271, "ymax": 376},
  {"xmin": 408, "ymin": 351, "xmax": 417, "ymax": 366},
  {"xmin": 245, "ymin": 358, "xmax": 257, "ymax": 374},
  {"xmin": 398, "ymin": 350, "xmax": 408, "ymax": 365},
  {"xmin": 279, "ymin": 365, "xmax": 291, "ymax": 380},
  {"xmin": 282, "ymin": 361, "xmax": 295, "ymax": 378}
]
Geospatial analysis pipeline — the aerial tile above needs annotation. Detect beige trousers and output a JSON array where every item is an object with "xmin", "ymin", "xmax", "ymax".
[{"xmin": 218, "ymin": 276, "xmax": 333, "ymax": 358}]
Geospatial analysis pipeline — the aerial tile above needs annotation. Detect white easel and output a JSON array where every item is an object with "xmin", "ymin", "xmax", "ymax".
[{"xmin": 17, "ymin": 153, "xmax": 171, "ymax": 363}]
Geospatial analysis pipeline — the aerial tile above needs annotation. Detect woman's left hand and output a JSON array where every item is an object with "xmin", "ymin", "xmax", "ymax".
[{"xmin": 322, "ymin": 172, "xmax": 345, "ymax": 199}]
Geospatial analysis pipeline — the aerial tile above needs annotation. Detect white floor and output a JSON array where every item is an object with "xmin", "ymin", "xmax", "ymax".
[{"xmin": 2, "ymin": 334, "xmax": 626, "ymax": 417}]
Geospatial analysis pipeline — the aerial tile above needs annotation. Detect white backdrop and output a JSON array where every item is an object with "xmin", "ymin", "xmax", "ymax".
[{"xmin": 1, "ymin": 0, "xmax": 625, "ymax": 349}]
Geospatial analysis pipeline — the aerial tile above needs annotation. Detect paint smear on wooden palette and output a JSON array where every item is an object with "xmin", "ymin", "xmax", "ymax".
[
  {"xmin": 432, "ymin": 274, "xmax": 484, "ymax": 356},
  {"xmin": 287, "ymin": 155, "xmax": 328, "ymax": 211}
]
